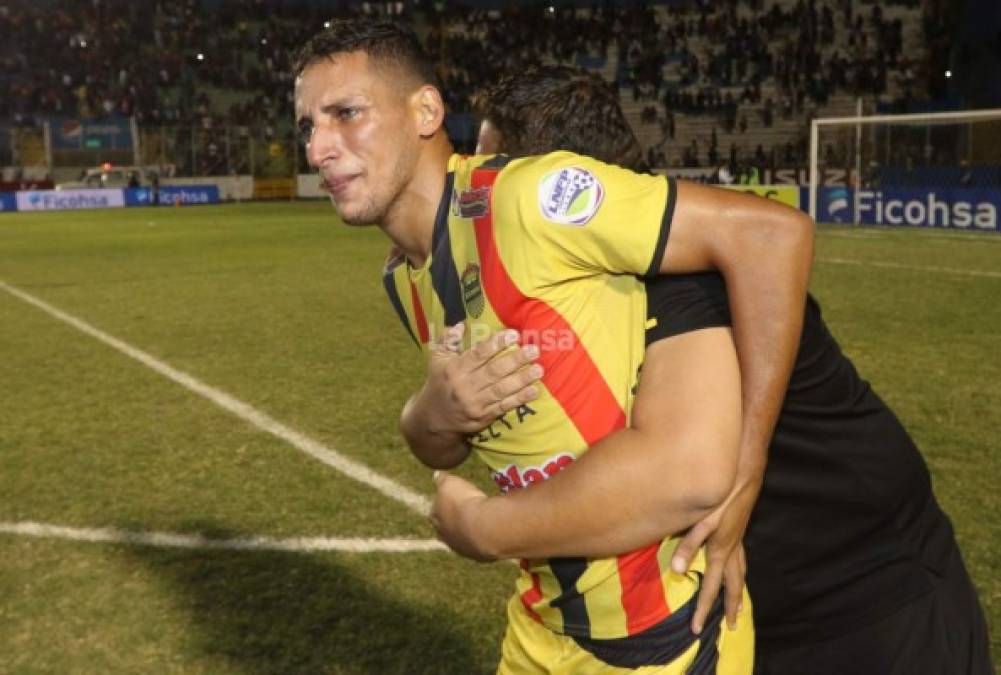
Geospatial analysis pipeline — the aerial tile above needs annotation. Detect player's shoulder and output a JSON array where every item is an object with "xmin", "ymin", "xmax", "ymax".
[
  {"xmin": 455, "ymin": 151, "xmax": 634, "ymax": 193},
  {"xmin": 492, "ymin": 152, "xmax": 635, "ymax": 230},
  {"xmin": 493, "ymin": 151, "xmax": 623, "ymax": 190}
]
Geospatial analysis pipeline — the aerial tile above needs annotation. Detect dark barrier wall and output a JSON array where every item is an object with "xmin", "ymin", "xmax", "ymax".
[{"xmin": 954, "ymin": 0, "xmax": 1001, "ymax": 108}]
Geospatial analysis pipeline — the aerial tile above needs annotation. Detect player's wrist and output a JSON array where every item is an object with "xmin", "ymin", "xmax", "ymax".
[{"xmin": 451, "ymin": 495, "xmax": 500, "ymax": 562}]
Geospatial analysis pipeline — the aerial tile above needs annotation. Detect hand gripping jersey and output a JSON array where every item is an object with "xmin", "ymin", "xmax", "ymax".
[{"xmin": 384, "ymin": 152, "xmax": 704, "ymax": 645}]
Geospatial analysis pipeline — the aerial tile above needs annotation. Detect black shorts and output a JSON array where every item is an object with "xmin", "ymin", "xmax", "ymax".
[{"xmin": 753, "ymin": 546, "xmax": 995, "ymax": 675}]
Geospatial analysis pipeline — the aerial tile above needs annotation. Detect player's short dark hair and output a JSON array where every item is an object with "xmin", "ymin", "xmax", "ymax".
[
  {"xmin": 471, "ymin": 66, "xmax": 647, "ymax": 172},
  {"xmin": 292, "ymin": 19, "xmax": 440, "ymax": 90}
]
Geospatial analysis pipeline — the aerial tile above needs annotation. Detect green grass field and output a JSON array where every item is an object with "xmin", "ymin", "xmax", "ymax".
[{"xmin": 1, "ymin": 202, "xmax": 998, "ymax": 673}]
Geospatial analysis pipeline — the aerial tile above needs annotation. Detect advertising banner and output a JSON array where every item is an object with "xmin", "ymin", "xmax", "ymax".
[
  {"xmin": 815, "ymin": 187, "xmax": 1000, "ymax": 231},
  {"xmin": 124, "ymin": 185, "xmax": 220, "ymax": 207},
  {"xmin": 49, "ymin": 117, "xmax": 133, "ymax": 150},
  {"xmin": 16, "ymin": 189, "xmax": 125, "ymax": 212},
  {"xmin": 0, "ymin": 192, "xmax": 16, "ymax": 212}
]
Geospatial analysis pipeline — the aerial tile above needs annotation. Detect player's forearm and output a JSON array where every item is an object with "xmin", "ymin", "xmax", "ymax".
[
  {"xmin": 469, "ymin": 428, "xmax": 735, "ymax": 560},
  {"xmin": 721, "ymin": 212, "xmax": 812, "ymax": 484},
  {"xmin": 667, "ymin": 184, "xmax": 813, "ymax": 481},
  {"xmin": 399, "ymin": 389, "xmax": 471, "ymax": 470}
]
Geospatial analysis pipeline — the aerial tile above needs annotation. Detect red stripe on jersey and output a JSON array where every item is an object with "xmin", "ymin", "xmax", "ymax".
[
  {"xmin": 471, "ymin": 167, "xmax": 667, "ymax": 635},
  {"xmin": 469, "ymin": 168, "xmax": 625, "ymax": 446},
  {"xmin": 617, "ymin": 543, "xmax": 672, "ymax": 633},
  {"xmin": 519, "ymin": 560, "xmax": 544, "ymax": 624},
  {"xmin": 409, "ymin": 280, "xmax": 430, "ymax": 344}
]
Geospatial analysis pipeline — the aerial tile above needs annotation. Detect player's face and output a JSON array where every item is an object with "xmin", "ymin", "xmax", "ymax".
[
  {"xmin": 295, "ymin": 52, "xmax": 420, "ymax": 226},
  {"xmin": 475, "ymin": 119, "xmax": 503, "ymax": 154}
]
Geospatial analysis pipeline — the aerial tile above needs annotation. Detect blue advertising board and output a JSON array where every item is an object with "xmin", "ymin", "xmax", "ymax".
[
  {"xmin": 813, "ymin": 187, "xmax": 1000, "ymax": 232},
  {"xmin": 16, "ymin": 188, "xmax": 125, "ymax": 212},
  {"xmin": 124, "ymin": 185, "xmax": 220, "ymax": 207},
  {"xmin": 49, "ymin": 117, "xmax": 134, "ymax": 150},
  {"xmin": 0, "ymin": 192, "xmax": 16, "ymax": 212}
]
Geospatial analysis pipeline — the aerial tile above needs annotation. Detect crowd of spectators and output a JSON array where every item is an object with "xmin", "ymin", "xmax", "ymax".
[
  {"xmin": 0, "ymin": 0, "xmax": 386, "ymax": 130},
  {"xmin": 0, "ymin": 0, "xmax": 955, "ymax": 172}
]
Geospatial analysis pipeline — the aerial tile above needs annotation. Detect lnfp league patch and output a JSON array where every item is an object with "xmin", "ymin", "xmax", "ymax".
[
  {"xmin": 538, "ymin": 167, "xmax": 604, "ymax": 226},
  {"xmin": 461, "ymin": 263, "xmax": 484, "ymax": 318}
]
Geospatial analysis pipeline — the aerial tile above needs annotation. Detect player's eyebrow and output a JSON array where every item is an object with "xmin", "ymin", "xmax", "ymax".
[{"xmin": 319, "ymin": 94, "xmax": 367, "ymax": 111}]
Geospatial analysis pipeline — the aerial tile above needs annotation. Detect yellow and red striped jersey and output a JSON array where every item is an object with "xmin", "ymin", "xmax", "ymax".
[{"xmin": 384, "ymin": 152, "xmax": 706, "ymax": 641}]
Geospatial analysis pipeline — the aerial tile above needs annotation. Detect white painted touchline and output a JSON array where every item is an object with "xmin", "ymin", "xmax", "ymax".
[
  {"xmin": 817, "ymin": 257, "xmax": 1001, "ymax": 279},
  {"xmin": 0, "ymin": 521, "xmax": 447, "ymax": 554},
  {"xmin": 0, "ymin": 280, "xmax": 431, "ymax": 517}
]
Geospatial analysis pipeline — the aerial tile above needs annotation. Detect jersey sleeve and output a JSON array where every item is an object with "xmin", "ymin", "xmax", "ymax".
[
  {"xmin": 645, "ymin": 272, "xmax": 732, "ymax": 346},
  {"xmin": 500, "ymin": 152, "xmax": 676, "ymax": 278}
]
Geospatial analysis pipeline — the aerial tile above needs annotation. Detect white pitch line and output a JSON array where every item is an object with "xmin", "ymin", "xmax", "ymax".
[
  {"xmin": 0, "ymin": 521, "xmax": 447, "ymax": 554},
  {"xmin": 0, "ymin": 280, "xmax": 431, "ymax": 517},
  {"xmin": 817, "ymin": 257, "xmax": 1001, "ymax": 279}
]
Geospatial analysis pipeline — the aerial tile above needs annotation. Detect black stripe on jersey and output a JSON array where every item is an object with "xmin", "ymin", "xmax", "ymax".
[
  {"xmin": 430, "ymin": 172, "xmax": 465, "ymax": 327},
  {"xmin": 549, "ymin": 556, "xmax": 591, "ymax": 637},
  {"xmin": 686, "ymin": 595, "xmax": 723, "ymax": 675},
  {"xmin": 382, "ymin": 266, "xmax": 419, "ymax": 346},
  {"xmin": 571, "ymin": 581, "xmax": 724, "ymax": 669},
  {"xmin": 644, "ymin": 176, "xmax": 676, "ymax": 278},
  {"xmin": 481, "ymin": 154, "xmax": 512, "ymax": 170}
]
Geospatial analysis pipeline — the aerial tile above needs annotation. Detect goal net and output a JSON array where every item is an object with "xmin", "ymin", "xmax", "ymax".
[{"xmin": 809, "ymin": 109, "xmax": 1001, "ymax": 233}]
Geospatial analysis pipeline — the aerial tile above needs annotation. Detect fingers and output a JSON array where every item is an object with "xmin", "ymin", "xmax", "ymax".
[
  {"xmin": 487, "ymin": 358, "xmax": 544, "ymax": 400},
  {"xmin": 470, "ymin": 328, "xmax": 520, "ymax": 363},
  {"xmin": 442, "ymin": 322, "xmax": 465, "ymax": 353},
  {"xmin": 671, "ymin": 519, "xmax": 712, "ymax": 574},
  {"xmin": 431, "ymin": 327, "xmax": 545, "ymax": 429},
  {"xmin": 722, "ymin": 550, "xmax": 746, "ymax": 631},
  {"xmin": 691, "ymin": 557, "xmax": 724, "ymax": 634},
  {"xmin": 450, "ymin": 327, "xmax": 545, "ymax": 390},
  {"xmin": 488, "ymin": 383, "xmax": 541, "ymax": 419},
  {"xmin": 431, "ymin": 322, "xmax": 465, "ymax": 356},
  {"xmin": 481, "ymin": 341, "xmax": 540, "ymax": 380}
]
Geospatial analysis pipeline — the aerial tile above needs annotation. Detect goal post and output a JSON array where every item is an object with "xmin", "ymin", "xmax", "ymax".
[{"xmin": 809, "ymin": 108, "xmax": 1001, "ymax": 232}]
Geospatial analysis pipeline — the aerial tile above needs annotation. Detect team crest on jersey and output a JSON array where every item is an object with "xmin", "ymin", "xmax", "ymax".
[
  {"xmin": 461, "ymin": 263, "xmax": 485, "ymax": 317},
  {"xmin": 452, "ymin": 186, "xmax": 491, "ymax": 218},
  {"xmin": 538, "ymin": 167, "xmax": 604, "ymax": 226}
]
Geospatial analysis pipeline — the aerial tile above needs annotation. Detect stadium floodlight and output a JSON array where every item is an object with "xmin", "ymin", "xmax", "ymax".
[
  {"xmin": 809, "ymin": 108, "xmax": 1001, "ymax": 231},
  {"xmin": 196, "ymin": 53, "xmax": 205, "ymax": 62},
  {"xmin": 946, "ymin": 70, "xmax": 953, "ymax": 78}
]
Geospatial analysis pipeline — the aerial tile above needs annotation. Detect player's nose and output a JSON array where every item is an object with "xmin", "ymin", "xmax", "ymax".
[{"xmin": 306, "ymin": 124, "xmax": 341, "ymax": 169}]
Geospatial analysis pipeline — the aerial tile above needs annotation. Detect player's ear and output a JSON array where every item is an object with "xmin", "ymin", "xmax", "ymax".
[{"xmin": 412, "ymin": 85, "xmax": 445, "ymax": 138}]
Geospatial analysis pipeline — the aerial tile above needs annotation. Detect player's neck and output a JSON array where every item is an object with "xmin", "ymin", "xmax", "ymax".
[{"xmin": 381, "ymin": 139, "xmax": 453, "ymax": 269}]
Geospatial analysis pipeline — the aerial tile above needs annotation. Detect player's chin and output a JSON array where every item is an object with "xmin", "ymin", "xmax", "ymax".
[
  {"xmin": 333, "ymin": 202, "xmax": 375, "ymax": 227},
  {"xmin": 337, "ymin": 199, "xmax": 388, "ymax": 227},
  {"xmin": 338, "ymin": 213, "xmax": 379, "ymax": 227}
]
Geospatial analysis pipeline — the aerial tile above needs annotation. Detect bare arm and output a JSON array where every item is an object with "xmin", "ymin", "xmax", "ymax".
[
  {"xmin": 660, "ymin": 182, "xmax": 812, "ymax": 484},
  {"xmin": 431, "ymin": 326, "xmax": 741, "ymax": 560},
  {"xmin": 657, "ymin": 182, "xmax": 814, "ymax": 631}
]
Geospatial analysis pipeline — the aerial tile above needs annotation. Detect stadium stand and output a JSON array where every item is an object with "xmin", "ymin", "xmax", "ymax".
[{"xmin": 0, "ymin": 0, "xmax": 969, "ymax": 178}]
